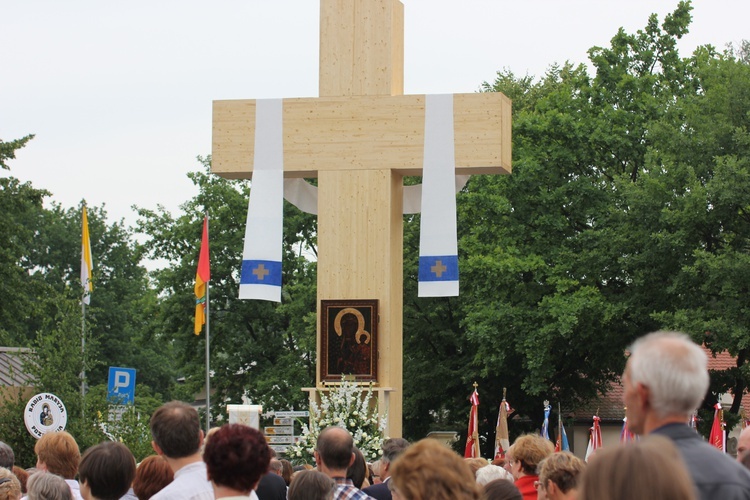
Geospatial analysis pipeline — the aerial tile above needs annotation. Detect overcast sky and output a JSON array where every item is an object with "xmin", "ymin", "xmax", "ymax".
[{"xmin": 2, "ymin": 1, "xmax": 748, "ymax": 227}]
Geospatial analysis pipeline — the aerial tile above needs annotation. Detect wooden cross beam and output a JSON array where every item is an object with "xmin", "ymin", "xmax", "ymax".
[{"xmin": 211, "ymin": 0, "xmax": 511, "ymax": 438}]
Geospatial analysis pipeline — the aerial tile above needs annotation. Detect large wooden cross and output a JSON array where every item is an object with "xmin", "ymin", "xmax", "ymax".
[{"xmin": 212, "ymin": 0, "xmax": 511, "ymax": 437}]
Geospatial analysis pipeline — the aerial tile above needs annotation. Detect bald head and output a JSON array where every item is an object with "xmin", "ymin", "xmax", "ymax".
[
  {"xmin": 316, "ymin": 427, "xmax": 354, "ymax": 471},
  {"xmin": 149, "ymin": 401, "xmax": 202, "ymax": 458}
]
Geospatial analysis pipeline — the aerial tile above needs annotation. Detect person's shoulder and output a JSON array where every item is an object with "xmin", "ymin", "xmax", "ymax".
[
  {"xmin": 696, "ymin": 478, "xmax": 750, "ymax": 500},
  {"xmin": 65, "ymin": 479, "xmax": 84, "ymax": 500},
  {"xmin": 258, "ymin": 472, "xmax": 286, "ymax": 487},
  {"xmin": 361, "ymin": 481, "xmax": 390, "ymax": 498},
  {"xmin": 151, "ymin": 487, "xmax": 214, "ymax": 500},
  {"xmin": 151, "ymin": 469, "xmax": 213, "ymax": 500},
  {"xmin": 362, "ymin": 481, "xmax": 389, "ymax": 491},
  {"xmin": 255, "ymin": 472, "xmax": 287, "ymax": 500},
  {"xmin": 333, "ymin": 483, "xmax": 374, "ymax": 500},
  {"xmin": 651, "ymin": 423, "xmax": 698, "ymax": 440},
  {"xmin": 672, "ymin": 438, "xmax": 750, "ymax": 495}
]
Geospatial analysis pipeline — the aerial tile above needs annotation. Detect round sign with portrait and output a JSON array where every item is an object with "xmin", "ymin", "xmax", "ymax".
[{"xmin": 24, "ymin": 393, "xmax": 68, "ymax": 439}]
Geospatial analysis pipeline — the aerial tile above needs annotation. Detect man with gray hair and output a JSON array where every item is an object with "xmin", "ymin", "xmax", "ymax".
[
  {"xmin": 623, "ymin": 330, "xmax": 750, "ymax": 499},
  {"xmin": 362, "ymin": 438, "xmax": 409, "ymax": 500}
]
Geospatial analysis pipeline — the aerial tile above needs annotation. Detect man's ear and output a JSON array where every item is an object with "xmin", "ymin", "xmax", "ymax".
[
  {"xmin": 546, "ymin": 480, "xmax": 559, "ymax": 496},
  {"xmin": 198, "ymin": 429, "xmax": 205, "ymax": 448},
  {"xmin": 152, "ymin": 441, "xmax": 163, "ymax": 456},
  {"xmin": 637, "ymin": 383, "xmax": 651, "ymax": 410},
  {"xmin": 349, "ymin": 452, "xmax": 356, "ymax": 468}
]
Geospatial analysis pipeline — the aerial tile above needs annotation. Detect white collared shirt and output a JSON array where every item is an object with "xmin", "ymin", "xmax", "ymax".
[
  {"xmin": 65, "ymin": 479, "xmax": 84, "ymax": 500},
  {"xmin": 150, "ymin": 461, "xmax": 214, "ymax": 500}
]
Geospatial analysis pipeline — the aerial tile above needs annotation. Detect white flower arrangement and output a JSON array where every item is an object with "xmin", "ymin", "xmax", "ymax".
[{"xmin": 288, "ymin": 376, "xmax": 387, "ymax": 464}]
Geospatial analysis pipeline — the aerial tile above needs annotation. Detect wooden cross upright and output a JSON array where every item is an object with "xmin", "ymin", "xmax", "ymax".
[{"xmin": 211, "ymin": 0, "xmax": 511, "ymax": 437}]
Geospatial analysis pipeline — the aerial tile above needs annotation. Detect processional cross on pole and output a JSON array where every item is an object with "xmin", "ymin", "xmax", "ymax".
[{"xmin": 211, "ymin": 0, "xmax": 511, "ymax": 437}]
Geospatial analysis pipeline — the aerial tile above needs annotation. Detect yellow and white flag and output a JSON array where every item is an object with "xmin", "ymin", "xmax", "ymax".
[{"xmin": 81, "ymin": 206, "xmax": 94, "ymax": 305}]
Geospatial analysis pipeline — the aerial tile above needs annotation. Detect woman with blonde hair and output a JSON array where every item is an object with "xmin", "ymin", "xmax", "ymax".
[
  {"xmin": 388, "ymin": 438, "xmax": 481, "ymax": 500},
  {"xmin": 464, "ymin": 458, "xmax": 488, "ymax": 477},
  {"xmin": 535, "ymin": 452, "xmax": 585, "ymax": 500},
  {"xmin": 579, "ymin": 436, "xmax": 696, "ymax": 500},
  {"xmin": 0, "ymin": 468, "xmax": 21, "ymax": 500},
  {"xmin": 507, "ymin": 435, "xmax": 554, "ymax": 500}
]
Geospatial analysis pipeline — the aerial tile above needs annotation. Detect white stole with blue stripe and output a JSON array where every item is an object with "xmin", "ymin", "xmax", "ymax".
[
  {"xmin": 418, "ymin": 94, "xmax": 459, "ymax": 297},
  {"xmin": 239, "ymin": 99, "xmax": 284, "ymax": 302}
]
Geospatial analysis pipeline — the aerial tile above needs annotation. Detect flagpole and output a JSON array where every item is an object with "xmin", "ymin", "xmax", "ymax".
[
  {"xmin": 204, "ymin": 213, "xmax": 211, "ymax": 434},
  {"xmin": 80, "ymin": 204, "xmax": 93, "ymax": 420},
  {"xmin": 81, "ymin": 294, "xmax": 86, "ymax": 418}
]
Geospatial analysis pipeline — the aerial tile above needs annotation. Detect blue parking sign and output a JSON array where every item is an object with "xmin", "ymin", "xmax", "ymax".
[{"xmin": 107, "ymin": 367, "xmax": 136, "ymax": 405}]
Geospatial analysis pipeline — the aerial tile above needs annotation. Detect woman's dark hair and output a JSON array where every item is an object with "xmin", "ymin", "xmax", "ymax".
[
  {"xmin": 78, "ymin": 442, "xmax": 136, "ymax": 500},
  {"xmin": 346, "ymin": 447, "xmax": 367, "ymax": 488},
  {"xmin": 280, "ymin": 459, "xmax": 294, "ymax": 486},
  {"xmin": 12, "ymin": 466, "xmax": 28, "ymax": 494},
  {"xmin": 203, "ymin": 424, "xmax": 271, "ymax": 493},
  {"xmin": 482, "ymin": 479, "xmax": 522, "ymax": 500}
]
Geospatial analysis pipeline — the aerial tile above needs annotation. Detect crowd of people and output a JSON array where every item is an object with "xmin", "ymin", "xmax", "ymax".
[{"xmin": 2, "ymin": 330, "xmax": 750, "ymax": 499}]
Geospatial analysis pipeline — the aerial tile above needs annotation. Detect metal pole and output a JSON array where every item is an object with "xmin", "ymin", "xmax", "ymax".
[
  {"xmin": 205, "ymin": 214, "xmax": 211, "ymax": 433},
  {"xmin": 81, "ymin": 298, "xmax": 86, "ymax": 418}
]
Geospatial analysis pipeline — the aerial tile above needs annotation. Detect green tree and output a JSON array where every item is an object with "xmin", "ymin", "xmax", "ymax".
[
  {"xmin": 398, "ymin": 2, "xmax": 738, "ymax": 453},
  {"xmin": 1, "ymin": 294, "xmax": 108, "ymax": 464},
  {"xmin": 0, "ymin": 135, "xmax": 171, "ymax": 458},
  {"xmin": 24, "ymin": 203, "xmax": 170, "ymax": 394},
  {"xmin": 643, "ymin": 43, "xmax": 750, "ymax": 417},
  {"xmin": 137, "ymin": 157, "xmax": 318, "ymax": 420},
  {"xmin": 0, "ymin": 135, "xmax": 53, "ymax": 346},
  {"xmin": 0, "ymin": 135, "xmax": 34, "ymax": 170}
]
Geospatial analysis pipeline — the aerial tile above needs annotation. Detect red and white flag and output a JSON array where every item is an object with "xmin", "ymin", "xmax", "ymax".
[
  {"xmin": 585, "ymin": 415, "xmax": 602, "ymax": 462},
  {"xmin": 465, "ymin": 387, "xmax": 481, "ymax": 458},
  {"xmin": 709, "ymin": 403, "xmax": 726, "ymax": 452},
  {"xmin": 620, "ymin": 416, "xmax": 636, "ymax": 443},
  {"xmin": 494, "ymin": 391, "xmax": 511, "ymax": 459}
]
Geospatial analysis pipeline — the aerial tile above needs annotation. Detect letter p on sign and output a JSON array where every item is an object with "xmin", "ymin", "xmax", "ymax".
[{"xmin": 107, "ymin": 367, "xmax": 136, "ymax": 405}]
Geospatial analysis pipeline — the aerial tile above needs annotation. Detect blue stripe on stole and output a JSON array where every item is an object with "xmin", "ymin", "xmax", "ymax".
[
  {"xmin": 418, "ymin": 255, "xmax": 459, "ymax": 282},
  {"xmin": 240, "ymin": 260, "xmax": 282, "ymax": 286}
]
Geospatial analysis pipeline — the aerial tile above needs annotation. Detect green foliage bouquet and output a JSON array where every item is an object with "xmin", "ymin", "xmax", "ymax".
[{"xmin": 288, "ymin": 376, "xmax": 387, "ymax": 464}]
